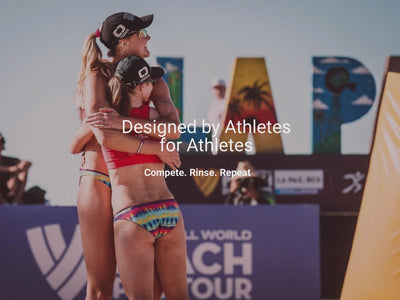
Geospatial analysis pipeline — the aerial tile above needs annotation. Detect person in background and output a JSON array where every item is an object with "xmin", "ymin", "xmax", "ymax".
[
  {"xmin": 21, "ymin": 185, "xmax": 49, "ymax": 205},
  {"xmin": 207, "ymin": 78, "xmax": 227, "ymax": 128},
  {"xmin": 225, "ymin": 160, "xmax": 275, "ymax": 205},
  {"xmin": 207, "ymin": 78, "xmax": 227, "ymax": 154},
  {"xmin": 0, "ymin": 133, "xmax": 31, "ymax": 205}
]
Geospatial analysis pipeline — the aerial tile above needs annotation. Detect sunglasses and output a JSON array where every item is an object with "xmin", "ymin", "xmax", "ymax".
[{"xmin": 127, "ymin": 28, "xmax": 149, "ymax": 39}]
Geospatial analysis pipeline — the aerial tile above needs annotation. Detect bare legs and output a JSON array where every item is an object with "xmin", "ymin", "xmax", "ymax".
[
  {"xmin": 78, "ymin": 178, "xmax": 116, "ymax": 300},
  {"xmin": 114, "ymin": 220, "xmax": 155, "ymax": 300},
  {"xmin": 114, "ymin": 212, "xmax": 189, "ymax": 300},
  {"xmin": 155, "ymin": 212, "xmax": 189, "ymax": 300}
]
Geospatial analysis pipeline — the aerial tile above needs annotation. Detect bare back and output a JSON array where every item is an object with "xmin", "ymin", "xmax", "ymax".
[
  {"xmin": 80, "ymin": 71, "xmax": 112, "ymax": 174},
  {"xmin": 109, "ymin": 162, "xmax": 173, "ymax": 213}
]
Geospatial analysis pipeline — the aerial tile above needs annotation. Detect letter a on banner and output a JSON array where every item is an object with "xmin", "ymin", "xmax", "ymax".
[
  {"xmin": 312, "ymin": 57, "xmax": 376, "ymax": 153},
  {"xmin": 156, "ymin": 57, "xmax": 184, "ymax": 122},
  {"xmin": 341, "ymin": 72, "xmax": 400, "ymax": 300},
  {"xmin": 218, "ymin": 57, "xmax": 283, "ymax": 153}
]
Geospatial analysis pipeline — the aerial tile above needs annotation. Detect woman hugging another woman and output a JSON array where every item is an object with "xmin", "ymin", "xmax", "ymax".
[{"xmin": 102, "ymin": 56, "xmax": 189, "ymax": 300}]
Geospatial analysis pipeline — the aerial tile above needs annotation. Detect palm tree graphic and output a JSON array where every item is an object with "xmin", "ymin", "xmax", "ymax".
[
  {"xmin": 227, "ymin": 96, "xmax": 244, "ymax": 120},
  {"xmin": 238, "ymin": 80, "xmax": 277, "ymax": 119}
]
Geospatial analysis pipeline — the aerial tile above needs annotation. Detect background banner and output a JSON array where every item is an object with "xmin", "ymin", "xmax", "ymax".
[
  {"xmin": 219, "ymin": 57, "xmax": 283, "ymax": 153},
  {"xmin": 167, "ymin": 154, "xmax": 369, "ymax": 212},
  {"xmin": 0, "ymin": 205, "xmax": 319, "ymax": 300},
  {"xmin": 341, "ymin": 72, "xmax": 400, "ymax": 300},
  {"xmin": 156, "ymin": 57, "xmax": 184, "ymax": 122},
  {"xmin": 312, "ymin": 57, "xmax": 376, "ymax": 153}
]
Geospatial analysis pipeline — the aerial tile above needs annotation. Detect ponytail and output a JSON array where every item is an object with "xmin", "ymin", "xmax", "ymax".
[
  {"xmin": 109, "ymin": 76, "xmax": 131, "ymax": 116},
  {"xmin": 76, "ymin": 32, "xmax": 113, "ymax": 97}
]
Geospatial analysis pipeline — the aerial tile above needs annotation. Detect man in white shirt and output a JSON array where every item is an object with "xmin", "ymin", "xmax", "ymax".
[
  {"xmin": 208, "ymin": 78, "xmax": 226, "ymax": 126},
  {"xmin": 207, "ymin": 78, "xmax": 227, "ymax": 127},
  {"xmin": 207, "ymin": 78, "xmax": 227, "ymax": 154}
]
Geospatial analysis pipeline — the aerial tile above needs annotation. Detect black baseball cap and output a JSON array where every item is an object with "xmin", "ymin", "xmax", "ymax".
[
  {"xmin": 99, "ymin": 12, "xmax": 153, "ymax": 49},
  {"xmin": 115, "ymin": 56, "xmax": 164, "ymax": 87}
]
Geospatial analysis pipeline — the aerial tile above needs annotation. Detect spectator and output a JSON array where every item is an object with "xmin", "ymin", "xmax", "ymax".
[
  {"xmin": 225, "ymin": 160, "xmax": 274, "ymax": 205},
  {"xmin": 207, "ymin": 78, "xmax": 227, "ymax": 128},
  {"xmin": 208, "ymin": 78, "xmax": 227, "ymax": 155},
  {"xmin": 0, "ymin": 133, "xmax": 31, "ymax": 205},
  {"xmin": 21, "ymin": 185, "xmax": 48, "ymax": 205}
]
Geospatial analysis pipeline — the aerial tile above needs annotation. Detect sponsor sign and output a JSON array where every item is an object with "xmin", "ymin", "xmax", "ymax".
[
  {"xmin": 167, "ymin": 154, "xmax": 368, "ymax": 210},
  {"xmin": 341, "ymin": 171, "xmax": 366, "ymax": 194},
  {"xmin": 0, "ymin": 205, "xmax": 319, "ymax": 300},
  {"xmin": 274, "ymin": 169, "xmax": 324, "ymax": 195}
]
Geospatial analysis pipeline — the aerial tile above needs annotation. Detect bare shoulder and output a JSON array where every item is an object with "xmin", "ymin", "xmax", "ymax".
[
  {"xmin": 84, "ymin": 71, "xmax": 108, "ymax": 88},
  {"xmin": 82, "ymin": 71, "xmax": 111, "ymax": 111},
  {"xmin": 153, "ymin": 77, "xmax": 168, "ymax": 88},
  {"xmin": 151, "ymin": 77, "xmax": 170, "ymax": 101},
  {"xmin": 150, "ymin": 78, "xmax": 180, "ymax": 124}
]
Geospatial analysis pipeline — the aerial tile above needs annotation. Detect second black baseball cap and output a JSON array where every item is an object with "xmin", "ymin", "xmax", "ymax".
[
  {"xmin": 115, "ymin": 56, "xmax": 165, "ymax": 87},
  {"xmin": 99, "ymin": 12, "xmax": 153, "ymax": 49}
]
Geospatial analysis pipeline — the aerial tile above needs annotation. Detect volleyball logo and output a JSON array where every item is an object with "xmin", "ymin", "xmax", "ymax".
[{"xmin": 26, "ymin": 224, "xmax": 87, "ymax": 300}]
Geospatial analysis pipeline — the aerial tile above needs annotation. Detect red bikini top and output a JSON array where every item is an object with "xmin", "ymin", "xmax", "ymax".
[{"xmin": 102, "ymin": 104, "xmax": 162, "ymax": 169}]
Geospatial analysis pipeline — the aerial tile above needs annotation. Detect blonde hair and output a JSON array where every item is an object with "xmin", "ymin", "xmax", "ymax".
[
  {"xmin": 76, "ymin": 32, "xmax": 114, "ymax": 98},
  {"xmin": 108, "ymin": 76, "xmax": 136, "ymax": 116}
]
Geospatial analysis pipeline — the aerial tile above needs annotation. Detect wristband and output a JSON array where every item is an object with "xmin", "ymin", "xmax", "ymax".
[{"xmin": 136, "ymin": 139, "xmax": 144, "ymax": 154}]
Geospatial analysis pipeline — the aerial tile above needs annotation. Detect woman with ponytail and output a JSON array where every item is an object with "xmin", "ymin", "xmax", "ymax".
[
  {"xmin": 70, "ymin": 12, "xmax": 181, "ymax": 300},
  {"xmin": 100, "ymin": 56, "xmax": 189, "ymax": 300}
]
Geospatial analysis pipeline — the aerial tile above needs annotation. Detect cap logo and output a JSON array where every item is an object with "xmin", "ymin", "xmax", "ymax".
[
  {"xmin": 113, "ymin": 24, "xmax": 129, "ymax": 38},
  {"xmin": 138, "ymin": 66, "xmax": 149, "ymax": 79}
]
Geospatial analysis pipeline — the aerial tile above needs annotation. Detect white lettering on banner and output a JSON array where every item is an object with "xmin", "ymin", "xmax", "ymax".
[
  {"xmin": 192, "ymin": 243, "xmax": 222, "ymax": 274},
  {"xmin": 191, "ymin": 277, "xmax": 214, "ymax": 299},
  {"xmin": 235, "ymin": 278, "xmax": 252, "ymax": 299},
  {"xmin": 224, "ymin": 243, "xmax": 252, "ymax": 275},
  {"xmin": 187, "ymin": 277, "xmax": 252, "ymax": 299},
  {"xmin": 214, "ymin": 277, "xmax": 233, "ymax": 299},
  {"xmin": 26, "ymin": 224, "xmax": 253, "ymax": 300},
  {"xmin": 274, "ymin": 170, "xmax": 323, "ymax": 189},
  {"xmin": 186, "ymin": 229, "xmax": 200, "ymax": 240},
  {"xmin": 200, "ymin": 230, "xmax": 252, "ymax": 241},
  {"xmin": 187, "ymin": 231, "xmax": 254, "ymax": 300}
]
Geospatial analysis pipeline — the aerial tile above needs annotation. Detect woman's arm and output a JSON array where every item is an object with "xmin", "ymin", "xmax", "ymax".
[
  {"xmin": 0, "ymin": 160, "xmax": 30, "ymax": 174},
  {"xmin": 98, "ymin": 131, "xmax": 181, "ymax": 169},
  {"xmin": 85, "ymin": 78, "xmax": 181, "ymax": 140},
  {"xmin": 149, "ymin": 107, "xmax": 160, "ymax": 120},
  {"xmin": 69, "ymin": 123, "xmax": 94, "ymax": 154},
  {"xmin": 0, "ymin": 164, "xmax": 19, "ymax": 174},
  {"xmin": 81, "ymin": 72, "xmax": 181, "ymax": 169}
]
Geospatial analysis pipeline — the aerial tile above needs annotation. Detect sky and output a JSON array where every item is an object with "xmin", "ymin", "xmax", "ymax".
[{"xmin": 0, "ymin": 0, "xmax": 399, "ymax": 206}]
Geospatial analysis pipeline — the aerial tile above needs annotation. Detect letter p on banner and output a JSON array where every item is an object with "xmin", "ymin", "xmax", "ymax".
[{"xmin": 312, "ymin": 57, "xmax": 376, "ymax": 153}]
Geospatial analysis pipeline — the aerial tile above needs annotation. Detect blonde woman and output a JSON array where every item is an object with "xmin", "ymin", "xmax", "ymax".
[{"xmin": 70, "ymin": 12, "xmax": 181, "ymax": 300}]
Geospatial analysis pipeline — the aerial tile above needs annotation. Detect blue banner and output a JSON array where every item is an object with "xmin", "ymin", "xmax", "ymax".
[
  {"xmin": 0, "ymin": 205, "xmax": 319, "ymax": 300},
  {"xmin": 156, "ymin": 57, "xmax": 184, "ymax": 122}
]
